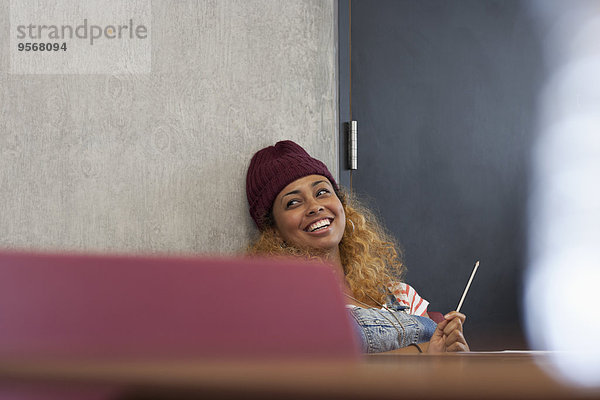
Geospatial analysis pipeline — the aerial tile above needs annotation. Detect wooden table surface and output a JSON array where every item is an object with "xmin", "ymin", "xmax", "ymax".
[{"xmin": 1, "ymin": 352, "xmax": 599, "ymax": 399}]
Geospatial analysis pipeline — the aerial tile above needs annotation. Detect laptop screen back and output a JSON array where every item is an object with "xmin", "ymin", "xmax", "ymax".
[{"xmin": 0, "ymin": 251, "xmax": 360, "ymax": 360}]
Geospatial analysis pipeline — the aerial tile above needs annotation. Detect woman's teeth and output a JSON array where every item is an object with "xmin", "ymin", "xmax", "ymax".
[{"xmin": 308, "ymin": 219, "xmax": 331, "ymax": 232}]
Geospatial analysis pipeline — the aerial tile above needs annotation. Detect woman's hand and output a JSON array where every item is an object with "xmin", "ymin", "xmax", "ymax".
[{"xmin": 427, "ymin": 311, "xmax": 470, "ymax": 353}]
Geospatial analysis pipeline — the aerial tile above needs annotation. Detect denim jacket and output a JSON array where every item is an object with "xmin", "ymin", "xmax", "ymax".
[{"xmin": 348, "ymin": 293, "xmax": 437, "ymax": 353}]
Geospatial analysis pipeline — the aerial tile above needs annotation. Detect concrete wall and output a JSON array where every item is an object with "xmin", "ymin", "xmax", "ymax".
[{"xmin": 0, "ymin": 0, "xmax": 337, "ymax": 254}]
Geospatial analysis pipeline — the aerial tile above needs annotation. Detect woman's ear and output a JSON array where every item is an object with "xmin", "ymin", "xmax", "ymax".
[
  {"xmin": 347, "ymin": 217, "xmax": 355, "ymax": 233},
  {"xmin": 264, "ymin": 210, "xmax": 277, "ymax": 229}
]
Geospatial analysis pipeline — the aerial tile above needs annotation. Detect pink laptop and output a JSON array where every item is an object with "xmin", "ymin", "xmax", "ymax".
[{"xmin": 0, "ymin": 251, "xmax": 360, "ymax": 360}]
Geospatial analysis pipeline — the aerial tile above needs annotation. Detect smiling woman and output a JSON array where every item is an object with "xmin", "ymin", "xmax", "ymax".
[{"xmin": 245, "ymin": 140, "xmax": 469, "ymax": 354}]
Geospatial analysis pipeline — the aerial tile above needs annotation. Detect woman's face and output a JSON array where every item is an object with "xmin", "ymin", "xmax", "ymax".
[{"xmin": 272, "ymin": 175, "xmax": 346, "ymax": 253}]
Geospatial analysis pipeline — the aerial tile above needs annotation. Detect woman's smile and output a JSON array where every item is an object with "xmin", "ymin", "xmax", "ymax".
[{"xmin": 305, "ymin": 217, "xmax": 332, "ymax": 232}]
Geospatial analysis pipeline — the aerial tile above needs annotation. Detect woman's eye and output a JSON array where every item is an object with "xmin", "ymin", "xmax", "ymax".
[
  {"xmin": 286, "ymin": 199, "xmax": 299, "ymax": 208},
  {"xmin": 316, "ymin": 188, "xmax": 330, "ymax": 196}
]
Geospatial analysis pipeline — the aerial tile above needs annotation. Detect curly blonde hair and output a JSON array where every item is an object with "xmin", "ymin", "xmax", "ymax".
[{"xmin": 247, "ymin": 189, "xmax": 405, "ymax": 305}]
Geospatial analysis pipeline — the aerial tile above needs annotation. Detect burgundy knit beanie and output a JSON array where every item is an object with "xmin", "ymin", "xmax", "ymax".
[{"xmin": 246, "ymin": 140, "xmax": 338, "ymax": 230}]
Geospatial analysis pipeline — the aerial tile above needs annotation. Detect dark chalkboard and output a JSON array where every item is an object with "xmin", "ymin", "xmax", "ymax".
[{"xmin": 338, "ymin": 0, "xmax": 546, "ymax": 350}]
